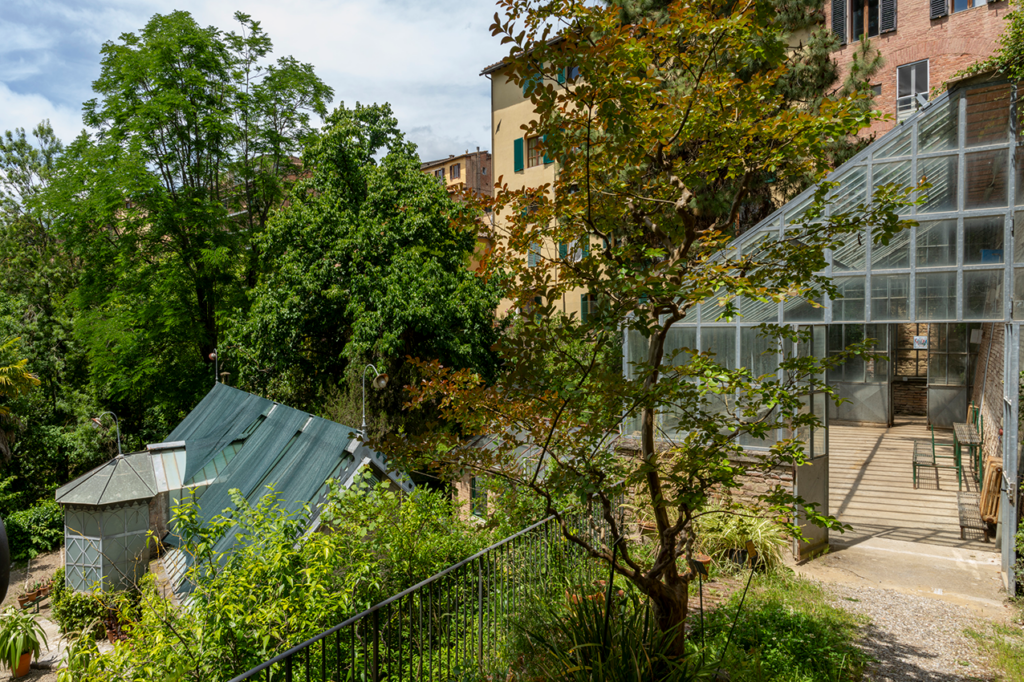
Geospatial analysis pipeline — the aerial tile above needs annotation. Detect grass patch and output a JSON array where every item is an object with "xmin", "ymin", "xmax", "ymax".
[
  {"xmin": 967, "ymin": 619, "xmax": 1024, "ymax": 681},
  {"xmin": 694, "ymin": 569, "xmax": 870, "ymax": 682}
]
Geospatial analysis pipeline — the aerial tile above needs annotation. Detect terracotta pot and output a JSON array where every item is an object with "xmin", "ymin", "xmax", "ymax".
[
  {"xmin": 16, "ymin": 595, "xmax": 31, "ymax": 609},
  {"xmin": 13, "ymin": 651, "xmax": 30, "ymax": 678},
  {"xmin": 38, "ymin": 585, "xmax": 50, "ymax": 598}
]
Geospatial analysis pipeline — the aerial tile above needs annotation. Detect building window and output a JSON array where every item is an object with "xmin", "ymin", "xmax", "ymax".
[
  {"xmin": 527, "ymin": 242, "xmax": 542, "ymax": 267},
  {"xmin": 871, "ymin": 84, "xmax": 882, "ymax": 97},
  {"xmin": 953, "ymin": 0, "xmax": 987, "ymax": 12},
  {"xmin": 450, "ymin": 163, "xmax": 461, "ymax": 179},
  {"xmin": 527, "ymin": 136, "xmax": 543, "ymax": 168},
  {"xmin": 482, "ymin": 167, "xmax": 487, "ymax": 175},
  {"xmin": 469, "ymin": 477, "xmax": 487, "ymax": 517},
  {"xmin": 851, "ymin": 0, "xmax": 880, "ymax": 40},
  {"xmin": 434, "ymin": 168, "xmax": 445, "ymax": 179},
  {"xmin": 896, "ymin": 60, "xmax": 928, "ymax": 122}
]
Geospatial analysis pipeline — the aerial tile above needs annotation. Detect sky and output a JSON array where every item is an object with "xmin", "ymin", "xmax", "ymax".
[{"xmin": 0, "ymin": 0, "xmax": 508, "ymax": 163}]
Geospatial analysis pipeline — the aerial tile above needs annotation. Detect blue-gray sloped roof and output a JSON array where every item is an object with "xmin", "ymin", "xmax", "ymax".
[
  {"xmin": 56, "ymin": 452, "xmax": 157, "ymax": 507},
  {"xmin": 163, "ymin": 383, "xmax": 274, "ymax": 485}
]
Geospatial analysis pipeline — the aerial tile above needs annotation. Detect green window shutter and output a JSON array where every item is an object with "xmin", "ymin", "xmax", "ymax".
[
  {"xmin": 557, "ymin": 68, "xmax": 566, "ymax": 85},
  {"xmin": 528, "ymin": 242, "xmax": 541, "ymax": 267},
  {"xmin": 580, "ymin": 294, "xmax": 590, "ymax": 323},
  {"xmin": 542, "ymin": 135, "xmax": 552, "ymax": 165},
  {"xmin": 558, "ymin": 242, "xmax": 568, "ymax": 259},
  {"xmin": 514, "ymin": 138, "xmax": 524, "ymax": 172},
  {"xmin": 581, "ymin": 238, "xmax": 590, "ymax": 259}
]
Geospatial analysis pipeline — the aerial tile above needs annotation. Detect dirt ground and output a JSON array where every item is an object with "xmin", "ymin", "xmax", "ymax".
[
  {"xmin": 5, "ymin": 669, "xmax": 57, "ymax": 682},
  {"xmin": 1, "ymin": 549, "xmax": 63, "ymax": 617}
]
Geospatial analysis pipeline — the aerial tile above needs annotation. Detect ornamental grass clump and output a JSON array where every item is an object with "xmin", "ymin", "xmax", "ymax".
[{"xmin": 694, "ymin": 503, "xmax": 789, "ymax": 570}]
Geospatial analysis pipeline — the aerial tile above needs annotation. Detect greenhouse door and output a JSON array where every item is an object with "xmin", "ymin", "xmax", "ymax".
[
  {"xmin": 793, "ymin": 326, "xmax": 829, "ymax": 560},
  {"xmin": 926, "ymin": 324, "xmax": 972, "ymax": 428}
]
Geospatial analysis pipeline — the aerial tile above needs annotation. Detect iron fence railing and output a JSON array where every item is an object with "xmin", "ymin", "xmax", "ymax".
[{"xmin": 226, "ymin": 513, "xmax": 605, "ymax": 682}]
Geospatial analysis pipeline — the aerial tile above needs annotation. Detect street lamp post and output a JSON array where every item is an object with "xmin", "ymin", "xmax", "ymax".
[
  {"xmin": 361, "ymin": 364, "xmax": 389, "ymax": 439},
  {"xmin": 91, "ymin": 412, "xmax": 123, "ymax": 458}
]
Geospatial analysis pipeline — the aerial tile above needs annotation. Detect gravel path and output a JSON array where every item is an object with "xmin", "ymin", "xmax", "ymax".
[{"xmin": 823, "ymin": 583, "xmax": 998, "ymax": 681}]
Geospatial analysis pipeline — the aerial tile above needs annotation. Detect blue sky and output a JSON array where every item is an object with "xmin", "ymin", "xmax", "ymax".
[{"xmin": 0, "ymin": 0, "xmax": 507, "ymax": 162}]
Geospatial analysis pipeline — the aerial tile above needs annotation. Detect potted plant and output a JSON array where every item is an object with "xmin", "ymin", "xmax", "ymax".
[{"xmin": 0, "ymin": 607, "xmax": 48, "ymax": 678}]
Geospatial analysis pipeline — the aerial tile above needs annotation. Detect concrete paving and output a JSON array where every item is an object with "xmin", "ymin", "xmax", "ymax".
[{"xmin": 791, "ymin": 534, "xmax": 1011, "ymax": 621}]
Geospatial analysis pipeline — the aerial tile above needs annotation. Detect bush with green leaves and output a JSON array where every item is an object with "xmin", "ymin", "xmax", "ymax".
[
  {"xmin": 62, "ymin": 479, "xmax": 496, "ymax": 680},
  {"xmin": 5, "ymin": 498, "xmax": 63, "ymax": 563},
  {"xmin": 51, "ymin": 590, "xmax": 105, "ymax": 638},
  {"xmin": 693, "ymin": 502, "xmax": 789, "ymax": 570},
  {"xmin": 50, "ymin": 566, "xmax": 66, "ymax": 605}
]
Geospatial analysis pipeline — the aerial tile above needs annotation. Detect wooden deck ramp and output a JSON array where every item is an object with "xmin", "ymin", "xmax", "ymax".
[{"xmin": 827, "ymin": 419, "xmax": 994, "ymax": 550}]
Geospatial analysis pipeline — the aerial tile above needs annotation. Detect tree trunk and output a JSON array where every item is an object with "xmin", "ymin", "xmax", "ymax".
[{"xmin": 648, "ymin": 573, "xmax": 691, "ymax": 657}]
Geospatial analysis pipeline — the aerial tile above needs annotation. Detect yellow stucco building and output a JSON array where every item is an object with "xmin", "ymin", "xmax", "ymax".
[{"xmin": 482, "ymin": 60, "xmax": 594, "ymax": 321}]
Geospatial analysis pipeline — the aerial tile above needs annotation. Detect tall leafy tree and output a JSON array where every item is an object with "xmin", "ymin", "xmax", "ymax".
[
  {"xmin": 50, "ymin": 10, "xmax": 331, "ymax": 430},
  {"xmin": 234, "ymin": 103, "xmax": 502, "ymax": 436},
  {"xmin": 393, "ymin": 0, "xmax": 914, "ymax": 652}
]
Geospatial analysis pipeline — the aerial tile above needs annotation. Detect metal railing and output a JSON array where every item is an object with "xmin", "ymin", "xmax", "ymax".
[{"xmin": 227, "ymin": 513, "xmax": 604, "ymax": 682}]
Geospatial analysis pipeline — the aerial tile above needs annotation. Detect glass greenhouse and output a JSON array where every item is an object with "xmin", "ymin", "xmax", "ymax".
[{"xmin": 623, "ymin": 75, "xmax": 1021, "ymax": 590}]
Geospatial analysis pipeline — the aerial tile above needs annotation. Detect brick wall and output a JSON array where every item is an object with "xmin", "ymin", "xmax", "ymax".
[
  {"xmin": 823, "ymin": 0, "xmax": 1009, "ymax": 138},
  {"xmin": 893, "ymin": 380, "xmax": 928, "ymax": 415},
  {"xmin": 969, "ymin": 323, "xmax": 1004, "ymax": 464}
]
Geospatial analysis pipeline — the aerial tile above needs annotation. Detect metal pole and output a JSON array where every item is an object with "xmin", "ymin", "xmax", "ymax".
[{"xmin": 477, "ymin": 558, "xmax": 484, "ymax": 669}]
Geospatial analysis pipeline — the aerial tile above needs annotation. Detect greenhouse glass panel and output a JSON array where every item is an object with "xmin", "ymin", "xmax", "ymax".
[
  {"xmin": 664, "ymin": 326, "xmax": 696, "ymax": 368},
  {"xmin": 871, "ymin": 274, "xmax": 910, "ymax": 320},
  {"xmin": 783, "ymin": 295, "xmax": 824, "ymax": 322},
  {"xmin": 964, "ymin": 150, "xmax": 1008, "ymax": 210},
  {"xmin": 916, "ymin": 271, "xmax": 957, "ymax": 320},
  {"xmin": 1014, "ymin": 268, "xmax": 1024, "ymax": 318},
  {"xmin": 740, "ymin": 327, "xmax": 779, "ymax": 379},
  {"xmin": 917, "ymin": 219, "xmax": 957, "ymax": 266},
  {"xmin": 964, "ymin": 84, "xmax": 1011, "ymax": 148},
  {"xmin": 832, "ymin": 229, "xmax": 868, "ymax": 271},
  {"xmin": 964, "ymin": 269, "xmax": 1003, "ymax": 319},
  {"xmin": 918, "ymin": 98, "xmax": 959, "ymax": 153},
  {"xmin": 873, "ymin": 160, "xmax": 914, "ymax": 214},
  {"xmin": 832, "ymin": 276, "xmax": 866, "ymax": 321},
  {"xmin": 917, "ymin": 155, "xmax": 958, "ymax": 214},
  {"xmin": 872, "ymin": 227, "xmax": 911, "ymax": 269},
  {"xmin": 785, "ymin": 194, "xmax": 814, "ymax": 226},
  {"xmin": 829, "ymin": 166, "xmax": 868, "ymax": 215},
  {"xmin": 1015, "ymin": 213, "xmax": 1024, "ymax": 263},
  {"xmin": 964, "ymin": 216, "xmax": 1004, "ymax": 264},
  {"xmin": 739, "ymin": 296, "xmax": 780, "ymax": 322},
  {"xmin": 864, "ymin": 324, "xmax": 890, "ymax": 381},
  {"xmin": 1016, "ymin": 149, "xmax": 1024, "ymax": 206},
  {"xmin": 701, "ymin": 290, "xmax": 734, "ymax": 321},
  {"xmin": 827, "ymin": 325, "xmax": 865, "ymax": 382},
  {"xmin": 874, "ymin": 123, "xmax": 913, "ymax": 159},
  {"xmin": 701, "ymin": 327, "xmax": 736, "ymax": 368}
]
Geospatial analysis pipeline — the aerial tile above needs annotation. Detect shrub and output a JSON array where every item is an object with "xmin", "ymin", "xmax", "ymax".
[
  {"xmin": 694, "ymin": 502, "xmax": 788, "ymax": 570},
  {"xmin": 5, "ymin": 499, "xmax": 63, "ymax": 563},
  {"xmin": 51, "ymin": 590, "xmax": 105, "ymax": 638},
  {"xmin": 50, "ymin": 567, "xmax": 66, "ymax": 605}
]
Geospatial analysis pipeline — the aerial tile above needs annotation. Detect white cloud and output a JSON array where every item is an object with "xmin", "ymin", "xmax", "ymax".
[
  {"xmin": 0, "ymin": 83, "xmax": 85, "ymax": 143},
  {"xmin": 0, "ymin": 0, "xmax": 508, "ymax": 159}
]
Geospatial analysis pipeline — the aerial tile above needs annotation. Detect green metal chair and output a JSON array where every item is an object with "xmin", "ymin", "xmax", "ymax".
[{"xmin": 913, "ymin": 426, "xmax": 961, "ymax": 490}]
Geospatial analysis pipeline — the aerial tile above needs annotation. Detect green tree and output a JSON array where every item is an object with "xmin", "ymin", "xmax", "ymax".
[
  {"xmin": 50, "ymin": 10, "xmax": 331, "ymax": 433},
  {"xmin": 391, "ymin": 0, "xmax": 914, "ymax": 653},
  {"xmin": 0, "ymin": 338, "xmax": 40, "ymax": 459},
  {"xmin": 233, "ymin": 103, "xmax": 502, "ymax": 436}
]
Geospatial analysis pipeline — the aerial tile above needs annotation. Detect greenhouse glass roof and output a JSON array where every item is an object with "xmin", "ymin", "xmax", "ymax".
[{"xmin": 679, "ymin": 75, "xmax": 1021, "ymax": 331}]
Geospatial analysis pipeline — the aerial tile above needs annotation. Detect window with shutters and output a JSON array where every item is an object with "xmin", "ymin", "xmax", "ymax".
[
  {"xmin": 527, "ymin": 242, "xmax": 542, "ymax": 267},
  {"xmin": 527, "ymin": 135, "xmax": 543, "ymax": 168},
  {"xmin": 450, "ymin": 163, "xmax": 460, "ymax": 179},
  {"xmin": 434, "ymin": 168, "xmax": 444, "ymax": 179},
  {"xmin": 834, "ymin": 0, "xmax": 895, "ymax": 43},
  {"xmin": 851, "ymin": 0, "xmax": 880, "ymax": 40},
  {"xmin": 897, "ymin": 60, "xmax": 928, "ymax": 122}
]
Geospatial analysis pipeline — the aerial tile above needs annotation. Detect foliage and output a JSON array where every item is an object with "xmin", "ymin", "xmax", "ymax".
[
  {"xmin": 5, "ymin": 498, "xmax": 63, "ymax": 563},
  {"xmin": 693, "ymin": 502, "xmax": 789, "ymax": 570},
  {"xmin": 958, "ymin": 0, "xmax": 1024, "ymax": 83},
  {"xmin": 391, "ymin": 0, "xmax": 915, "ymax": 654},
  {"xmin": 0, "ymin": 337, "xmax": 41, "ymax": 460},
  {"xmin": 51, "ymin": 590, "xmax": 106, "ymax": 638},
  {"xmin": 0, "ymin": 607, "xmax": 47, "ymax": 671},
  {"xmin": 694, "ymin": 571, "xmax": 868, "ymax": 681},
  {"xmin": 966, "ymin": 621, "xmax": 1024, "ymax": 681},
  {"xmin": 232, "ymin": 102, "xmax": 502, "ymax": 437},
  {"xmin": 63, "ymin": 480, "xmax": 494, "ymax": 680},
  {"xmin": 51, "ymin": 567, "xmax": 66, "ymax": 605}
]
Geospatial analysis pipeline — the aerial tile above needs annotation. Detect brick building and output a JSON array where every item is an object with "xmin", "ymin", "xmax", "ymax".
[
  {"xmin": 827, "ymin": 0, "xmax": 1010, "ymax": 137},
  {"xmin": 420, "ymin": 149, "xmax": 495, "ymax": 272}
]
